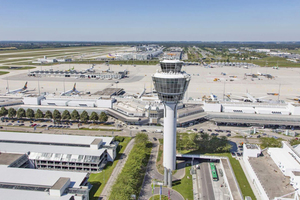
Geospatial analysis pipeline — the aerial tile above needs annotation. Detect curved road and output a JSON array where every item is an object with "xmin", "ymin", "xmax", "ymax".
[{"xmin": 139, "ymin": 141, "xmax": 184, "ymax": 200}]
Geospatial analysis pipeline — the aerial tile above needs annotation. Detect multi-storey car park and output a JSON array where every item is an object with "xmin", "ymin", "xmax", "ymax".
[{"xmin": 0, "ymin": 132, "xmax": 118, "ymax": 172}]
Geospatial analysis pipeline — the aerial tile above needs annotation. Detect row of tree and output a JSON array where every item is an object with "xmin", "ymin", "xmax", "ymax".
[
  {"xmin": 0, "ymin": 107, "xmax": 108, "ymax": 123},
  {"xmin": 109, "ymin": 133, "xmax": 152, "ymax": 200}
]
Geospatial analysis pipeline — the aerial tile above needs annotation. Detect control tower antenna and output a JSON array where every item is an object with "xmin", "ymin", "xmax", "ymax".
[{"xmin": 152, "ymin": 60, "xmax": 191, "ymax": 188}]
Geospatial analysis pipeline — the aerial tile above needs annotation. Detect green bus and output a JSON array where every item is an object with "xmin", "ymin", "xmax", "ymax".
[{"xmin": 210, "ymin": 163, "xmax": 218, "ymax": 181}]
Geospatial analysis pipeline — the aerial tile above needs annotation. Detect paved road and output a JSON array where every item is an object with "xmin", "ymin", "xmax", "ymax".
[
  {"xmin": 139, "ymin": 141, "xmax": 184, "ymax": 200},
  {"xmin": 197, "ymin": 162, "xmax": 215, "ymax": 200},
  {"xmin": 99, "ymin": 138, "xmax": 135, "ymax": 200}
]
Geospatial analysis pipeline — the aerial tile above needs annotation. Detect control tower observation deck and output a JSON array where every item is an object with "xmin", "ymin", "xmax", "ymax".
[{"xmin": 152, "ymin": 60, "xmax": 190, "ymax": 187}]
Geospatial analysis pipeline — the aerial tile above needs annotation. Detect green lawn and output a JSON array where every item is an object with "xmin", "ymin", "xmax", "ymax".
[
  {"xmin": 172, "ymin": 165, "xmax": 193, "ymax": 200},
  {"xmin": 0, "ymin": 71, "xmax": 9, "ymax": 75},
  {"xmin": 149, "ymin": 195, "xmax": 168, "ymax": 200},
  {"xmin": 88, "ymin": 137, "xmax": 131, "ymax": 200},
  {"xmin": 230, "ymin": 56, "xmax": 300, "ymax": 68}
]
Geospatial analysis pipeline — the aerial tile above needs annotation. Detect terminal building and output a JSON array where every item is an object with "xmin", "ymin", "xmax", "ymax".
[
  {"xmin": 203, "ymin": 100, "xmax": 300, "ymax": 128},
  {"xmin": 28, "ymin": 69, "xmax": 127, "ymax": 80},
  {"xmin": 0, "ymin": 132, "xmax": 118, "ymax": 172}
]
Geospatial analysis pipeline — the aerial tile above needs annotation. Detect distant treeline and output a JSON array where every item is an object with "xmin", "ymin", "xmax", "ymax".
[{"xmin": 1, "ymin": 41, "xmax": 300, "ymax": 50}]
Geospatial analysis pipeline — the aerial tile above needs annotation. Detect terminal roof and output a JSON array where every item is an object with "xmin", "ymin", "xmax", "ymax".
[
  {"xmin": 0, "ymin": 132, "xmax": 114, "ymax": 146},
  {"xmin": 0, "ymin": 153, "xmax": 24, "ymax": 166},
  {"xmin": 0, "ymin": 165, "xmax": 87, "ymax": 188}
]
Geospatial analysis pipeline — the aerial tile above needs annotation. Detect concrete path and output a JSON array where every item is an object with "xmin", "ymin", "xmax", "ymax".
[
  {"xmin": 99, "ymin": 139, "xmax": 135, "ymax": 200},
  {"xmin": 221, "ymin": 159, "xmax": 243, "ymax": 200}
]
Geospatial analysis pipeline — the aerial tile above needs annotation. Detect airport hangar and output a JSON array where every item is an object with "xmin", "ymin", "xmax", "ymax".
[{"xmin": 0, "ymin": 132, "xmax": 118, "ymax": 172}]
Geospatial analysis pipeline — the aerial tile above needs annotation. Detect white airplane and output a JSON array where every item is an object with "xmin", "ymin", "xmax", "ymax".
[
  {"xmin": 228, "ymin": 92, "xmax": 269, "ymax": 103},
  {"xmin": 210, "ymin": 93, "xmax": 218, "ymax": 101},
  {"xmin": 85, "ymin": 65, "xmax": 95, "ymax": 73},
  {"xmin": 6, "ymin": 82, "xmax": 28, "ymax": 94},
  {"xmin": 60, "ymin": 83, "xmax": 80, "ymax": 96}
]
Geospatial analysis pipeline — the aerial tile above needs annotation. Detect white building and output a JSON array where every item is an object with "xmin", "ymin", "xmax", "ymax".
[
  {"xmin": 268, "ymin": 142, "xmax": 300, "ymax": 195},
  {"xmin": 0, "ymin": 132, "xmax": 118, "ymax": 172},
  {"xmin": 243, "ymin": 144, "xmax": 261, "ymax": 158},
  {"xmin": 0, "ymin": 165, "xmax": 90, "ymax": 200}
]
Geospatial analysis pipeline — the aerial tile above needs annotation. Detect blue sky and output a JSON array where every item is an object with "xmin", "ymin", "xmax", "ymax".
[{"xmin": 0, "ymin": 0, "xmax": 299, "ymax": 41}]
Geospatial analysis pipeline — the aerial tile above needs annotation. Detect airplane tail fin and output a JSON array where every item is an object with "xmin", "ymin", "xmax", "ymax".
[
  {"xmin": 72, "ymin": 83, "xmax": 76, "ymax": 91},
  {"xmin": 23, "ymin": 82, "xmax": 28, "ymax": 90}
]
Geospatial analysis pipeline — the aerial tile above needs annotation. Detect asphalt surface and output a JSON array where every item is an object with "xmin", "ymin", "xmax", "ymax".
[
  {"xmin": 197, "ymin": 162, "xmax": 215, "ymax": 200},
  {"xmin": 99, "ymin": 138, "xmax": 135, "ymax": 200}
]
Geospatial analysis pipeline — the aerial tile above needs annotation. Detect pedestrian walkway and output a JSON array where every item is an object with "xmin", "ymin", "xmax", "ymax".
[{"xmin": 221, "ymin": 159, "xmax": 243, "ymax": 200}]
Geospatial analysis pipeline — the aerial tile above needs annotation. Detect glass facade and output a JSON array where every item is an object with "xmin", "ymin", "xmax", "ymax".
[
  {"xmin": 160, "ymin": 62, "xmax": 183, "ymax": 73},
  {"xmin": 152, "ymin": 77, "xmax": 190, "ymax": 102}
]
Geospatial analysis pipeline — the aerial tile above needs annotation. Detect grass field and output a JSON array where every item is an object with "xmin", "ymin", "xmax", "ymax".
[
  {"xmin": 88, "ymin": 137, "xmax": 131, "ymax": 200},
  {"xmin": 0, "ymin": 71, "xmax": 9, "ymax": 75},
  {"xmin": 0, "ymin": 66, "xmax": 35, "ymax": 70},
  {"xmin": 172, "ymin": 165, "xmax": 193, "ymax": 200},
  {"xmin": 0, "ymin": 46, "xmax": 126, "ymax": 66},
  {"xmin": 149, "ymin": 195, "xmax": 168, "ymax": 200},
  {"xmin": 230, "ymin": 56, "xmax": 300, "ymax": 68}
]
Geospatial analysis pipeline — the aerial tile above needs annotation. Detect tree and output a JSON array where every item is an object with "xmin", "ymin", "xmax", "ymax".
[
  {"xmin": 80, "ymin": 110, "xmax": 89, "ymax": 123},
  {"xmin": 53, "ymin": 109, "xmax": 61, "ymax": 120},
  {"xmin": 26, "ymin": 108, "xmax": 35, "ymax": 119},
  {"xmin": 90, "ymin": 112, "xmax": 99, "ymax": 122},
  {"xmin": 8, "ymin": 108, "xmax": 16, "ymax": 118},
  {"xmin": 44, "ymin": 110, "xmax": 52, "ymax": 119},
  {"xmin": 0, "ymin": 107, "xmax": 8, "ymax": 116},
  {"xmin": 35, "ymin": 109, "xmax": 44, "ymax": 119},
  {"xmin": 17, "ymin": 108, "xmax": 26, "ymax": 118},
  {"xmin": 61, "ymin": 110, "xmax": 71, "ymax": 120},
  {"xmin": 99, "ymin": 112, "xmax": 108, "ymax": 122},
  {"xmin": 71, "ymin": 110, "xmax": 80, "ymax": 121}
]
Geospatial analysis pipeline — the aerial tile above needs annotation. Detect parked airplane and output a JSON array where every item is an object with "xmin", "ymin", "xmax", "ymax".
[
  {"xmin": 228, "ymin": 92, "xmax": 269, "ymax": 103},
  {"xmin": 6, "ymin": 82, "xmax": 28, "ymax": 94},
  {"xmin": 60, "ymin": 83, "xmax": 80, "ymax": 96},
  {"xmin": 85, "ymin": 65, "xmax": 95, "ymax": 73}
]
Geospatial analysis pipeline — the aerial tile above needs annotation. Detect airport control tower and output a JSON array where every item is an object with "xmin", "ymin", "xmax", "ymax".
[{"xmin": 152, "ymin": 60, "xmax": 191, "ymax": 187}]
